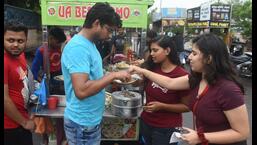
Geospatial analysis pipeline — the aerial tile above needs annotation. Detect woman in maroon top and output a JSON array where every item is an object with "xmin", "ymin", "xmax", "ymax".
[
  {"xmin": 130, "ymin": 33, "xmax": 249, "ymax": 145},
  {"xmin": 138, "ymin": 35, "xmax": 190, "ymax": 145}
]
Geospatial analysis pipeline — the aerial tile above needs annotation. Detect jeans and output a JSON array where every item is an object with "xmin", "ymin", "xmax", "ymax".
[
  {"xmin": 140, "ymin": 118, "xmax": 178, "ymax": 145},
  {"xmin": 64, "ymin": 118, "xmax": 101, "ymax": 145}
]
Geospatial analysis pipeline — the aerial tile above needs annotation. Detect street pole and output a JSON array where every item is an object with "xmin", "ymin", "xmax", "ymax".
[
  {"xmin": 160, "ymin": 0, "xmax": 163, "ymax": 33},
  {"xmin": 229, "ymin": 0, "xmax": 232, "ymax": 33}
]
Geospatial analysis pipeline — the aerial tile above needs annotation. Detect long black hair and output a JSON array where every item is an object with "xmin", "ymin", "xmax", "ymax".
[
  {"xmin": 188, "ymin": 33, "xmax": 244, "ymax": 93},
  {"xmin": 142, "ymin": 35, "xmax": 181, "ymax": 70},
  {"xmin": 83, "ymin": 2, "xmax": 122, "ymax": 28}
]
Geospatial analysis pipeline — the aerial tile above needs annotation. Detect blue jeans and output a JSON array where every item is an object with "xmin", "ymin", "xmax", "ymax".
[
  {"xmin": 64, "ymin": 118, "xmax": 101, "ymax": 145},
  {"xmin": 140, "ymin": 118, "xmax": 178, "ymax": 145}
]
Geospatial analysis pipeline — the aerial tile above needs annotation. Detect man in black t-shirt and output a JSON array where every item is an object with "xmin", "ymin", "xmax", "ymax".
[
  {"xmin": 111, "ymin": 28, "xmax": 127, "ymax": 63},
  {"xmin": 174, "ymin": 32, "xmax": 185, "ymax": 64},
  {"xmin": 95, "ymin": 39, "xmax": 112, "ymax": 65}
]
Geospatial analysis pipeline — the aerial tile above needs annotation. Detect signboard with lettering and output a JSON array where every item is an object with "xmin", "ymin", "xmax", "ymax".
[
  {"xmin": 187, "ymin": 21, "xmax": 209, "ymax": 28},
  {"xmin": 193, "ymin": 7, "xmax": 200, "ymax": 21},
  {"xmin": 161, "ymin": 8, "xmax": 187, "ymax": 19},
  {"xmin": 200, "ymin": 2, "xmax": 211, "ymax": 21},
  {"xmin": 45, "ymin": 0, "xmax": 154, "ymax": 5},
  {"xmin": 162, "ymin": 19, "xmax": 186, "ymax": 26},
  {"xmin": 41, "ymin": 1, "xmax": 151, "ymax": 28},
  {"xmin": 187, "ymin": 7, "xmax": 200, "ymax": 22},
  {"xmin": 209, "ymin": 22, "xmax": 229, "ymax": 28},
  {"xmin": 186, "ymin": 4, "xmax": 231, "ymax": 28},
  {"xmin": 187, "ymin": 9, "xmax": 193, "ymax": 21},
  {"xmin": 210, "ymin": 4, "xmax": 231, "ymax": 22}
]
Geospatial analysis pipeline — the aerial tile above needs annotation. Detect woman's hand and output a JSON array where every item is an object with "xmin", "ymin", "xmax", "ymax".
[
  {"xmin": 128, "ymin": 65, "xmax": 145, "ymax": 75},
  {"xmin": 113, "ymin": 71, "xmax": 131, "ymax": 81},
  {"xmin": 180, "ymin": 127, "xmax": 201, "ymax": 145},
  {"xmin": 143, "ymin": 101, "xmax": 163, "ymax": 113},
  {"xmin": 130, "ymin": 59, "xmax": 144, "ymax": 66}
]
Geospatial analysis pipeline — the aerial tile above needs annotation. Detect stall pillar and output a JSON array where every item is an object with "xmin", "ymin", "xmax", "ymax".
[{"xmin": 42, "ymin": 25, "xmax": 50, "ymax": 97}]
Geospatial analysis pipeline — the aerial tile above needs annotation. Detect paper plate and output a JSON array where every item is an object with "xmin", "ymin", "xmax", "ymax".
[
  {"xmin": 54, "ymin": 75, "xmax": 64, "ymax": 81},
  {"xmin": 113, "ymin": 78, "xmax": 137, "ymax": 85}
]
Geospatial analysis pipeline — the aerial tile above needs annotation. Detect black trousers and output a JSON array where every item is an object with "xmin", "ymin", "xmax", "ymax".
[{"xmin": 4, "ymin": 126, "xmax": 33, "ymax": 145}]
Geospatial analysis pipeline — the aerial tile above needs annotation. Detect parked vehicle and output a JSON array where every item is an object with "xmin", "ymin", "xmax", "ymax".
[{"xmin": 230, "ymin": 51, "xmax": 252, "ymax": 78}]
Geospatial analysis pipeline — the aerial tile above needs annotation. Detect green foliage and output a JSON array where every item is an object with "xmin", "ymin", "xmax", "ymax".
[
  {"xmin": 231, "ymin": 0, "xmax": 252, "ymax": 39},
  {"xmin": 147, "ymin": 7, "xmax": 156, "ymax": 29},
  {"xmin": 5, "ymin": 0, "xmax": 41, "ymax": 14}
]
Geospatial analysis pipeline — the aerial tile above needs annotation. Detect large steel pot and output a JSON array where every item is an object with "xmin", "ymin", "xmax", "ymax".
[{"xmin": 111, "ymin": 91, "xmax": 142, "ymax": 118}]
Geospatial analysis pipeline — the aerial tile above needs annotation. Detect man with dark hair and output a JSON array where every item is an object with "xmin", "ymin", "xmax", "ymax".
[
  {"xmin": 143, "ymin": 30, "xmax": 157, "ymax": 60},
  {"xmin": 174, "ymin": 32, "xmax": 185, "ymax": 64},
  {"xmin": 31, "ymin": 27, "xmax": 66, "ymax": 145},
  {"xmin": 111, "ymin": 27, "xmax": 127, "ymax": 63},
  {"xmin": 4, "ymin": 20, "xmax": 35, "ymax": 145},
  {"xmin": 61, "ymin": 2, "xmax": 130, "ymax": 145},
  {"xmin": 31, "ymin": 26, "xmax": 66, "ymax": 94}
]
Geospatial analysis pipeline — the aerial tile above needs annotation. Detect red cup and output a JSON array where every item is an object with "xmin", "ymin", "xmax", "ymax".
[{"xmin": 48, "ymin": 97, "xmax": 58, "ymax": 110}]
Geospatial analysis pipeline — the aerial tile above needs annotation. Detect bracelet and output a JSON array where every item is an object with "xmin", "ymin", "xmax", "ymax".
[{"xmin": 197, "ymin": 130, "xmax": 208, "ymax": 145}]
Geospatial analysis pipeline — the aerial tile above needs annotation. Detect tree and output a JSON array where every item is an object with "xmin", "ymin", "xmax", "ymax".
[
  {"xmin": 231, "ymin": 0, "xmax": 252, "ymax": 39},
  {"xmin": 5, "ymin": 0, "xmax": 41, "ymax": 14},
  {"xmin": 147, "ymin": 7, "xmax": 157, "ymax": 29}
]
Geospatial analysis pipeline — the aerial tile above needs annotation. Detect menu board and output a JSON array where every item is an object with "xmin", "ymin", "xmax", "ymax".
[
  {"xmin": 193, "ymin": 7, "xmax": 200, "ymax": 21},
  {"xmin": 187, "ymin": 9, "xmax": 193, "ymax": 21},
  {"xmin": 210, "ymin": 4, "xmax": 231, "ymax": 22},
  {"xmin": 200, "ymin": 2, "xmax": 211, "ymax": 21},
  {"xmin": 186, "ymin": 4, "xmax": 231, "ymax": 28},
  {"xmin": 187, "ymin": 7, "xmax": 200, "ymax": 22}
]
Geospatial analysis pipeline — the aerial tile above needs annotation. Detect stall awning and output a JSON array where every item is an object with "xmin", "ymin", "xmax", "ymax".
[{"xmin": 41, "ymin": 0, "xmax": 154, "ymax": 28}]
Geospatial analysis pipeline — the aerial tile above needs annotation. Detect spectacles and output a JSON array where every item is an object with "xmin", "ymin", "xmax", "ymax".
[{"xmin": 103, "ymin": 25, "xmax": 114, "ymax": 33}]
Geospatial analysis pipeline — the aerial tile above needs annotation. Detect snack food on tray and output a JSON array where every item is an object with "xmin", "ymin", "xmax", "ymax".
[
  {"xmin": 54, "ymin": 75, "xmax": 64, "ymax": 81},
  {"xmin": 101, "ymin": 118, "xmax": 137, "ymax": 139},
  {"xmin": 115, "ymin": 61, "xmax": 130, "ymax": 69},
  {"xmin": 113, "ymin": 78, "xmax": 137, "ymax": 85},
  {"xmin": 105, "ymin": 92, "xmax": 112, "ymax": 107}
]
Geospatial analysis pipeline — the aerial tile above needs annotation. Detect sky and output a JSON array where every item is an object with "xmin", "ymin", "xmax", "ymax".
[{"xmin": 148, "ymin": 0, "xmax": 216, "ymax": 12}]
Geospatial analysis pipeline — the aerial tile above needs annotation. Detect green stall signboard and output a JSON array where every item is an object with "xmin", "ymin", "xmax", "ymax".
[{"xmin": 41, "ymin": 0, "xmax": 153, "ymax": 28}]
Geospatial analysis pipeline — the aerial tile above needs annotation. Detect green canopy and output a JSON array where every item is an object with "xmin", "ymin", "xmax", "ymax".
[{"xmin": 41, "ymin": 0, "xmax": 153, "ymax": 28}]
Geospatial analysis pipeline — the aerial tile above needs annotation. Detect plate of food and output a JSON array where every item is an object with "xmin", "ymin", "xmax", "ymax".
[
  {"xmin": 113, "ymin": 74, "xmax": 141, "ymax": 85},
  {"xmin": 115, "ymin": 61, "xmax": 130, "ymax": 70},
  {"xmin": 113, "ymin": 78, "xmax": 137, "ymax": 85}
]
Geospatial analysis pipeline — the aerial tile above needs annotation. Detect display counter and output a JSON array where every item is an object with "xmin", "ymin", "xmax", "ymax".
[{"xmin": 32, "ymin": 104, "xmax": 142, "ymax": 141}]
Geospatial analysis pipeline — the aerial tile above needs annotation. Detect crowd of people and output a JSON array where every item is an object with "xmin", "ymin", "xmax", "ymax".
[{"xmin": 4, "ymin": 2, "xmax": 250, "ymax": 145}]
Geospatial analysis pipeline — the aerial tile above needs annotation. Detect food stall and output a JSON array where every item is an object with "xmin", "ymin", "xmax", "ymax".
[{"xmin": 35, "ymin": 0, "xmax": 153, "ymax": 142}]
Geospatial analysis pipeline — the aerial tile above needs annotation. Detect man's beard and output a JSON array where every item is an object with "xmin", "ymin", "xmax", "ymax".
[
  {"xmin": 4, "ymin": 48, "xmax": 23, "ymax": 57},
  {"xmin": 91, "ymin": 33, "xmax": 102, "ymax": 44}
]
